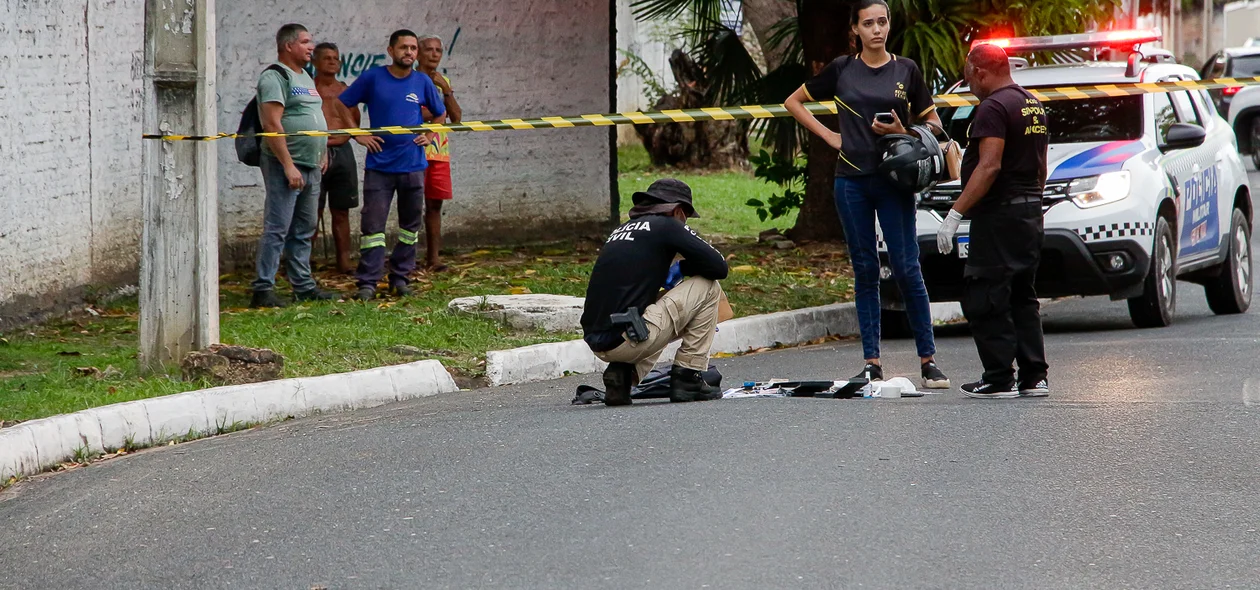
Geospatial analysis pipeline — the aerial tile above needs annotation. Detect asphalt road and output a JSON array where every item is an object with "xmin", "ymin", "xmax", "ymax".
[{"xmin": 3, "ymin": 169, "xmax": 1259, "ymax": 589}]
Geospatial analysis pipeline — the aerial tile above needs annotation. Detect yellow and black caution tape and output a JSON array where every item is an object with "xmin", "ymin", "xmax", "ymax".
[{"xmin": 144, "ymin": 76, "xmax": 1260, "ymax": 141}]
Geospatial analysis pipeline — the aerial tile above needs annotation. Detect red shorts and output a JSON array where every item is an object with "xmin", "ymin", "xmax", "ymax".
[{"xmin": 424, "ymin": 160, "xmax": 453, "ymax": 200}]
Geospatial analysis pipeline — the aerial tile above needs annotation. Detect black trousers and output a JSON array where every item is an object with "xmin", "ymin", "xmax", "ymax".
[{"xmin": 961, "ymin": 202, "xmax": 1049, "ymax": 385}]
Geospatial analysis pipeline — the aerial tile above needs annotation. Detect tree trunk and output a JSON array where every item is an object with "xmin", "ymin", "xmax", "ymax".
[
  {"xmin": 787, "ymin": 0, "xmax": 854, "ymax": 242},
  {"xmin": 636, "ymin": 50, "xmax": 750, "ymax": 170},
  {"xmin": 742, "ymin": 0, "xmax": 797, "ymax": 71}
]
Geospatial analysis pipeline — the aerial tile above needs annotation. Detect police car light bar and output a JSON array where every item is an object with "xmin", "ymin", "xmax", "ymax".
[{"xmin": 971, "ymin": 29, "xmax": 1162, "ymax": 52}]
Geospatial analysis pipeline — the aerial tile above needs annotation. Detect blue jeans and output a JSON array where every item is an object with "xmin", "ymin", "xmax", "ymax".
[
  {"xmin": 253, "ymin": 154, "xmax": 320, "ymax": 293},
  {"xmin": 833, "ymin": 175, "xmax": 936, "ymax": 360}
]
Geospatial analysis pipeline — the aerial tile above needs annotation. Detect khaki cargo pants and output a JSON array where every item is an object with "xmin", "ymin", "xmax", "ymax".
[{"xmin": 594, "ymin": 277, "xmax": 723, "ymax": 380}]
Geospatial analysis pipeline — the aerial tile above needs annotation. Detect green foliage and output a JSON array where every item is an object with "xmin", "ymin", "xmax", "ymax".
[
  {"xmin": 617, "ymin": 50, "xmax": 670, "ymax": 106},
  {"xmin": 746, "ymin": 149, "xmax": 807, "ymax": 222}
]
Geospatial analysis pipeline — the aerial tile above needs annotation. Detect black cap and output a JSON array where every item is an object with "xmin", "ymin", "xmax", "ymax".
[{"xmin": 630, "ymin": 178, "xmax": 699, "ymax": 218}]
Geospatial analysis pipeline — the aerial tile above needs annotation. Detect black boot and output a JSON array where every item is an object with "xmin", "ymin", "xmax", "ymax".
[
  {"xmin": 601, "ymin": 362, "xmax": 637, "ymax": 406},
  {"xmin": 250, "ymin": 290, "xmax": 288, "ymax": 309},
  {"xmin": 669, "ymin": 365, "xmax": 722, "ymax": 403}
]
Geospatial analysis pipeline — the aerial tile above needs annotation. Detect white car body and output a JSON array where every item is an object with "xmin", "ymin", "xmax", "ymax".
[{"xmin": 878, "ymin": 61, "xmax": 1253, "ymax": 327}]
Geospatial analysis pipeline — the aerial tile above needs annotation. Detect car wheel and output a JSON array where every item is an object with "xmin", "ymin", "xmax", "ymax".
[
  {"xmin": 1205, "ymin": 208, "xmax": 1252, "ymax": 315},
  {"xmin": 1128, "ymin": 216, "xmax": 1176, "ymax": 328}
]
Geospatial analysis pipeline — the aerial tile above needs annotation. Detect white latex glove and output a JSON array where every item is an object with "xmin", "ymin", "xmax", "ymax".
[{"xmin": 937, "ymin": 209, "xmax": 964, "ymax": 255}]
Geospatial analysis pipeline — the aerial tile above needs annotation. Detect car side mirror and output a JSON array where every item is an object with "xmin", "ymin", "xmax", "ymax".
[{"xmin": 1160, "ymin": 123, "xmax": 1207, "ymax": 153}]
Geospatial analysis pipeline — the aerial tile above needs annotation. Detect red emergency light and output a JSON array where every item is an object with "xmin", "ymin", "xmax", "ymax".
[
  {"xmin": 971, "ymin": 29, "xmax": 1162, "ymax": 52},
  {"xmin": 1224, "ymin": 86, "xmax": 1242, "ymax": 97}
]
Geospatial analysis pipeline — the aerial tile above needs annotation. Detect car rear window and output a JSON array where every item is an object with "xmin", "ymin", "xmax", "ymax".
[
  {"xmin": 940, "ymin": 95, "xmax": 1144, "ymax": 145},
  {"xmin": 1227, "ymin": 55, "xmax": 1260, "ymax": 77}
]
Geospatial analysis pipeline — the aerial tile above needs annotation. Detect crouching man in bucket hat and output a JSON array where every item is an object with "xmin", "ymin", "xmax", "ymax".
[{"xmin": 580, "ymin": 179, "xmax": 731, "ymax": 406}]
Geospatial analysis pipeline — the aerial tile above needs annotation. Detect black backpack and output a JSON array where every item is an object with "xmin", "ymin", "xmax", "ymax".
[{"xmin": 235, "ymin": 64, "xmax": 290, "ymax": 167}]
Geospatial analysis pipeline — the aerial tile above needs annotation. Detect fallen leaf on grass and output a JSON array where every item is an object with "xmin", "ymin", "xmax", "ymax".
[
  {"xmin": 107, "ymin": 386, "xmax": 118, "ymax": 395},
  {"xmin": 469, "ymin": 250, "xmax": 493, "ymax": 257},
  {"xmin": 730, "ymin": 265, "xmax": 757, "ymax": 273},
  {"xmin": 453, "ymin": 262, "xmax": 478, "ymax": 269},
  {"xmin": 523, "ymin": 269, "xmax": 537, "ymax": 275},
  {"xmin": 74, "ymin": 367, "xmax": 102, "ymax": 378},
  {"xmin": 294, "ymin": 313, "xmax": 314, "ymax": 320},
  {"xmin": 328, "ymin": 309, "xmax": 345, "ymax": 316},
  {"xmin": 376, "ymin": 302, "xmax": 396, "ymax": 310},
  {"xmin": 509, "ymin": 286, "xmax": 532, "ymax": 295},
  {"xmin": 411, "ymin": 316, "xmax": 430, "ymax": 325}
]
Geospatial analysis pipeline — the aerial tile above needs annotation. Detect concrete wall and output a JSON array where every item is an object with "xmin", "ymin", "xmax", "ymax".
[
  {"xmin": 0, "ymin": 0, "xmax": 147, "ymax": 326},
  {"xmin": 1224, "ymin": 1, "xmax": 1260, "ymax": 48},
  {"xmin": 0, "ymin": 0, "xmax": 613, "ymax": 328}
]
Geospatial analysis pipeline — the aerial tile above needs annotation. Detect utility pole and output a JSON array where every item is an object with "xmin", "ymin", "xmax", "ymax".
[
  {"xmin": 1203, "ymin": 0, "xmax": 1212, "ymax": 62},
  {"xmin": 139, "ymin": 0, "xmax": 219, "ymax": 372}
]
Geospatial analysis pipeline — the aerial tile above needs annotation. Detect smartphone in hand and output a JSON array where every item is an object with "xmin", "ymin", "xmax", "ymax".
[{"xmin": 874, "ymin": 112, "xmax": 895, "ymax": 125}]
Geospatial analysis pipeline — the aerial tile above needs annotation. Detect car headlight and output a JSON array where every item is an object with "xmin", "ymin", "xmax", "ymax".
[{"xmin": 1070, "ymin": 171, "xmax": 1131, "ymax": 209}]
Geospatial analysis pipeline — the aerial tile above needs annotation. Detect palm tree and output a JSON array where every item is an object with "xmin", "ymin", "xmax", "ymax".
[{"xmin": 630, "ymin": 0, "xmax": 1119, "ymax": 241}]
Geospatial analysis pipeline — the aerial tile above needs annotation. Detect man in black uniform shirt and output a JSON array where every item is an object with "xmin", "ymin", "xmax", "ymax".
[
  {"xmin": 937, "ymin": 43, "xmax": 1051, "ymax": 399},
  {"xmin": 581, "ymin": 179, "xmax": 730, "ymax": 406}
]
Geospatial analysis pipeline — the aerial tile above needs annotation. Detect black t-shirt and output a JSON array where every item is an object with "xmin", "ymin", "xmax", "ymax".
[
  {"xmin": 580, "ymin": 215, "xmax": 729, "ymax": 352},
  {"xmin": 801, "ymin": 54, "xmax": 936, "ymax": 177},
  {"xmin": 960, "ymin": 85, "xmax": 1049, "ymax": 209}
]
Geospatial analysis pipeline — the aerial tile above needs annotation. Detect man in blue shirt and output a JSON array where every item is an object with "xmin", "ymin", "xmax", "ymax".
[{"xmin": 339, "ymin": 29, "xmax": 446, "ymax": 299}]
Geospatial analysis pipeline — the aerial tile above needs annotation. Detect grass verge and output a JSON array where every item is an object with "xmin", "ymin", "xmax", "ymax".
[{"xmin": 0, "ymin": 144, "xmax": 846, "ymax": 425}]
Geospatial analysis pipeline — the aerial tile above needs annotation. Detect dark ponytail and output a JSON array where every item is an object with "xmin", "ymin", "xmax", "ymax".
[{"xmin": 849, "ymin": 0, "xmax": 890, "ymax": 54}]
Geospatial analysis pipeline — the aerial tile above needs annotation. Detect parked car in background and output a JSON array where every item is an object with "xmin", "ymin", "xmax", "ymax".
[{"xmin": 1200, "ymin": 46, "xmax": 1260, "ymax": 117}]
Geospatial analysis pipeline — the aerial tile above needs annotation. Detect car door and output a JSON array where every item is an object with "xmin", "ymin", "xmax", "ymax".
[{"xmin": 1156, "ymin": 84, "xmax": 1221, "ymax": 266}]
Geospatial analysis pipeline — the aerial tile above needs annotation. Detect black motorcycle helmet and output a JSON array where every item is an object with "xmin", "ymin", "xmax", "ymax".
[{"xmin": 876, "ymin": 125, "xmax": 945, "ymax": 194}]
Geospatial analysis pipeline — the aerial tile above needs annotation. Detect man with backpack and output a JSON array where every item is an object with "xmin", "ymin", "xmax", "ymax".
[{"xmin": 249, "ymin": 23, "xmax": 333, "ymax": 308}]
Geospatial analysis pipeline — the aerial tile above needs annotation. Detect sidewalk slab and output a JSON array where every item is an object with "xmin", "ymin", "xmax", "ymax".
[{"xmin": 0, "ymin": 359, "xmax": 458, "ymax": 483}]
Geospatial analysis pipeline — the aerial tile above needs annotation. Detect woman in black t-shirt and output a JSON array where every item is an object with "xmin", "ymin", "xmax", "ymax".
[{"xmin": 783, "ymin": 0, "xmax": 951, "ymax": 390}]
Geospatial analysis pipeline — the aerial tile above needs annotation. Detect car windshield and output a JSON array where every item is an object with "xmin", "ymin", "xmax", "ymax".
[
  {"xmin": 1228, "ymin": 55, "xmax": 1260, "ymax": 77},
  {"xmin": 940, "ymin": 94, "xmax": 1144, "ymax": 145}
]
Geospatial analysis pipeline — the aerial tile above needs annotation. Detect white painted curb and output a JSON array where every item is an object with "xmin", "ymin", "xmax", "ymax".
[
  {"xmin": 483, "ymin": 301, "xmax": 971, "ymax": 387},
  {"xmin": 0, "ymin": 359, "xmax": 458, "ymax": 482}
]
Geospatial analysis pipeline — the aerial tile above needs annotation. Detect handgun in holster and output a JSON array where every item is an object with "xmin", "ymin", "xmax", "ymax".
[{"xmin": 609, "ymin": 307, "xmax": 649, "ymax": 343}]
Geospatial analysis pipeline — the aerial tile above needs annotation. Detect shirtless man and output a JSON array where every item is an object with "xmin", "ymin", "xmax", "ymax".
[{"xmin": 313, "ymin": 42, "xmax": 361, "ymax": 273}]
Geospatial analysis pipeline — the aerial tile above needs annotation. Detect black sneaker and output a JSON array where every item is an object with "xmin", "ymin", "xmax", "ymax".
[
  {"xmin": 294, "ymin": 287, "xmax": 334, "ymax": 302},
  {"xmin": 250, "ymin": 290, "xmax": 288, "ymax": 309},
  {"xmin": 601, "ymin": 362, "xmax": 637, "ymax": 407},
  {"xmin": 961, "ymin": 379, "xmax": 1018, "ymax": 399},
  {"xmin": 1018, "ymin": 378, "xmax": 1050, "ymax": 397},
  {"xmin": 389, "ymin": 282, "xmax": 412, "ymax": 298},
  {"xmin": 852, "ymin": 363, "xmax": 883, "ymax": 382},
  {"xmin": 669, "ymin": 365, "xmax": 722, "ymax": 403},
  {"xmin": 921, "ymin": 361, "xmax": 951, "ymax": 389},
  {"xmin": 353, "ymin": 286, "xmax": 376, "ymax": 301}
]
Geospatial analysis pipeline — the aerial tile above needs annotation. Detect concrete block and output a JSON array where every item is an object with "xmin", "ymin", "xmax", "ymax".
[
  {"xmin": 297, "ymin": 371, "xmax": 382, "ymax": 413},
  {"xmin": 142, "ymin": 392, "xmax": 212, "ymax": 442},
  {"xmin": 931, "ymin": 302, "xmax": 965, "ymax": 324},
  {"xmin": 22, "ymin": 416, "xmax": 81, "ymax": 471},
  {"xmin": 382, "ymin": 360, "xmax": 460, "ymax": 399},
  {"xmin": 0, "ymin": 425, "xmax": 41, "ymax": 481},
  {"xmin": 249, "ymin": 379, "xmax": 308, "ymax": 420},
  {"xmin": 448, "ymin": 294, "xmax": 586, "ymax": 333},
  {"xmin": 85, "ymin": 400, "xmax": 153, "ymax": 450},
  {"xmin": 199, "ymin": 383, "xmax": 263, "ymax": 430},
  {"xmin": 70, "ymin": 411, "xmax": 106, "ymax": 455},
  {"xmin": 486, "ymin": 340, "xmax": 607, "ymax": 386}
]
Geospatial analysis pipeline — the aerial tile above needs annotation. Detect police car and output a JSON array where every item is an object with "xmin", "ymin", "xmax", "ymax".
[{"xmin": 880, "ymin": 30, "xmax": 1253, "ymax": 329}]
